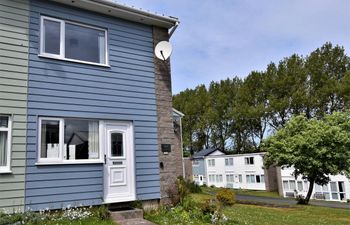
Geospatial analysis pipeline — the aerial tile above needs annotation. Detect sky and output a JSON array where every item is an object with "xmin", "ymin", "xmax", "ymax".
[{"xmin": 118, "ymin": 0, "xmax": 350, "ymax": 94}]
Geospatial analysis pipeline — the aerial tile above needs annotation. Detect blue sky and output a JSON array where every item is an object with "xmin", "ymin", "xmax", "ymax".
[{"xmin": 119, "ymin": 0, "xmax": 350, "ymax": 94}]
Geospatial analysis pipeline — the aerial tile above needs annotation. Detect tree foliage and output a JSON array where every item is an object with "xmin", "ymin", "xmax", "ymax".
[
  {"xmin": 173, "ymin": 42, "xmax": 350, "ymax": 154},
  {"xmin": 262, "ymin": 111, "xmax": 350, "ymax": 203}
]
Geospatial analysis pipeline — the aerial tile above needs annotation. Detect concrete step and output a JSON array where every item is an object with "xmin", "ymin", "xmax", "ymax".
[
  {"xmin": 117, "ymin": 218, "xmax": 156, "ymax": 225},
  {"xmin": 110, "ymin": 208, "xmax": 144, "ymax": 221}
]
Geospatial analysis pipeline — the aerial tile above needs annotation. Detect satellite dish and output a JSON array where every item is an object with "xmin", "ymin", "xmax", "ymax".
[{"xmin": 155, "ymin": 41, "xmax": 172, "ymax": 61}]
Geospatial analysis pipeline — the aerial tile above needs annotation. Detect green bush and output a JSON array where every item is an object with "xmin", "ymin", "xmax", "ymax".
[
  {"xmin": 187, "ymin": 181, "xmax": 202, "ymax": 193},
  {"xmin": 91, "ymin": 205, "xmax": 110, "ymax": 220},
  {"xmin": 216, "ymin": 188, "xmax": 235, "ymax": 206},
  {"xmin": 200, "ymin": 199, "xmax": 220, "ymax": 215}
]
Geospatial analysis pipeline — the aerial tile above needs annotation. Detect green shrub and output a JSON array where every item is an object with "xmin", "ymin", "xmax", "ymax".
[
  {"xmin": 216, "ymin": 188, "xmax": 235, "ymax": 206},
  {"xmin": 91, "ymin": 205, "xmax": 110, "ymax": 220},
  {"xmin": 187, "ymin": 181, "xmax": 202, "ymax": 193},
  {"xmin": 177, "ymin": 176, "xmax": 190, "ymax": 203},
  {"xmin": 200, "ymin": 199, "xmax": 220, "ymax": 215}
]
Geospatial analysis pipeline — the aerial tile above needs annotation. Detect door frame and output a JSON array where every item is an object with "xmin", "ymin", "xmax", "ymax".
[{"xmin": 101, "ymin": 120, "xmax": 136, "ymax": 203}]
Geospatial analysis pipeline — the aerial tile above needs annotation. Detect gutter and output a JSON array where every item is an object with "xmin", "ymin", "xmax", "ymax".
[
  {"xmin": 51, "ymin": 0, "xmax": 180, "ymax": 36},
  {"xmin": 91, "ymin": 0, "xmax": 179, "ymax": 26}
]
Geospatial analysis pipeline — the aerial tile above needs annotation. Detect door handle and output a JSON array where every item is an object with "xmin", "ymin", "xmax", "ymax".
[{"xmin": 104, "ymin": 154, "xmax": 106, "ymax": 164}]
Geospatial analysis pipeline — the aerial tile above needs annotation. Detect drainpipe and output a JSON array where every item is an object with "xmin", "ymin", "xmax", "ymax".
[{"xmin": 169, "ymin": 21, "xmax": 179, "ymax": 38}]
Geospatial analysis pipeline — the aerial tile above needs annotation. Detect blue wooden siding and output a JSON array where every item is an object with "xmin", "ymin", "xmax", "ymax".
[{"xmin": 26, "ymin": 0, "xmax": 160, "ymax": 211}]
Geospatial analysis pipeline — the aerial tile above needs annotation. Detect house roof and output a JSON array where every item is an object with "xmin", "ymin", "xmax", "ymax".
[
  {"xmin": 51, "ymin": 0, "xmax": 179, "ymax": 29},
  {"xmin": 191, "ymin": 148, "xmax": 224, "ymax": 159}
]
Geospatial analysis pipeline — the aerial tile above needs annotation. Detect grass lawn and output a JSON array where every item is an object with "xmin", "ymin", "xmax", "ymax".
[
  {"xmin": 202, "ymin": 186, "xmax": 280, "ymax": 198},
  {"xmin": 145, "ymin": 192, "xmax": 350, "ymax": 225},
  {"xmin": 223, "ymin": 204, "xmax": 350, "ymax": 225}
]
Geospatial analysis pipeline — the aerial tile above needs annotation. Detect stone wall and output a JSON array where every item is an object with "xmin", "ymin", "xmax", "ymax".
[
  {"xmin": 153, "ymin": 26, "xmax": 184, "ymax": 204},
  {"xmin": 183, "ymin": 158, "xmax": 193, "ymax": 181}
]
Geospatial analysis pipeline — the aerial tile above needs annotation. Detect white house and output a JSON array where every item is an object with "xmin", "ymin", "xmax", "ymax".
[
  {"xmin": 280, "ymin": 166, "xmax": 350, "ymax": 202},
  {"xmin": 192, "ymin": 150, "xmax": 267, "ymax": 190},
  {"xmin": 191, "ymin": 149, "xmax": 350, "ymax": 202}
]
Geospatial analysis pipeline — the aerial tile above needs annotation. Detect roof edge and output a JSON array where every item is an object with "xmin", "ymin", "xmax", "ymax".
[{"xmin": 51, "ymin": 0, "xmax": 179, "ymax": 29}]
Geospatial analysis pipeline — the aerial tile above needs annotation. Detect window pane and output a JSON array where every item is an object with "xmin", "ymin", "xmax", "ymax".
[
  {"xmin": 111, "ymin": 133, "xmax": 123, "ymax": 157},
  {"xmin": 256, "ymin": 175, "xmax": 261, "ymax": 183},
  {"xmin": 330, "ymin": 182, "xmax": 337, "ymax": 192},
  {"xmin": 0, "ymin": 116, "xmax": 8, "ymax": 128},
  {"xmin": 331, "ymin": 193, "xmax": 339, "ymax": 200},
  {"xmin": 324, "ymin": 193, "xmax": 330, "ymax": 200},
  {"xmin": 290, "ymin": 180, "xmax": 296, "ymax": 190},
  {"xmin": 261, "ymin": 175, "xmax": 265, "ymax": 183},
  {"xmin": 41, "ymin": 120, "xmax": 60, "ymax": 158},
  {"xmin": 65, "ymin": 23, "xmax": 105, "ymax": 64},
  {"xmin": 283, "ymin": 181, "xmax": 289, "ymax": 189},
  {"xmin": 43, "ymin": 19, "xmax": 61, "ymax": 55},
  {"xmin": 251, "ymin": 175, "xmax": 256, "ymax": 183},
  {"xmin": 64, "ymin": 119, "xmax": 99, "ymax": 160},
  {"xmin": 0, "ymin": 132, "xmax": 8, "ymax": 166}
]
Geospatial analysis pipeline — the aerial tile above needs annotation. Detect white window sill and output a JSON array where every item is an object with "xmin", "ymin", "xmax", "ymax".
[
  {"xmin": 35, "ymin": 161, "xmax": 104, "ymax": 166},
  {"xmin": 0, "ymin": 169, "xmax": 12, "ymax": 174},
  {"xmin": 38, "ymin": 54, "xmax": 110, "ymax": 68}
]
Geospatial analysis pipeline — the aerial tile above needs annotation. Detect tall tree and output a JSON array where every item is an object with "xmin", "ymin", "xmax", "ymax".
[
  {"xmin": 173, "ymin": 85, "xmax": 211, "ymax": 153},
  {"xmin": 263, "ymin": 112, "xmax": 350, "ymax": 204},
  {"xmin": 209, "ymin": 78, "xmax": 241, "ymax": 151},
  {"xmin": 235, "ymin": 71, "xmax": 270, "ymax": 152},
  {"xmin": 306, "ymin": 42, "xmax": 350, "ymax": 116},
  {"xmin": 265, "ymin": 54, "xmax": 308, "ymax": 129}
]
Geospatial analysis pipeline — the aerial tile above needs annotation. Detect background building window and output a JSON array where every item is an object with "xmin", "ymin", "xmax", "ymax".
[
  {"xmin": 225, "ymin": 158, "xmax": 233, "ymax": 166},
  {"xmin": 245, "ymin": 157, "xmax": 254, "ymax": 165}
]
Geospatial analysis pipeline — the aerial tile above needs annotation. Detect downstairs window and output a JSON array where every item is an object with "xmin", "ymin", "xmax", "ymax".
[
  {"xmin": 38, "ymin": 117, "xmax": 101, "ymax": 164},
  {"xmin": 0, "ymin": 115, "xmax": 12, "ymax": 173}
]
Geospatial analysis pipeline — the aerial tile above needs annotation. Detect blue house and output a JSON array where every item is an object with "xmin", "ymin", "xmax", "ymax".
[
  {"xmin": 0, "ymin": 0, "xmax": 183, "ymax": 212},
  {"xmin": 191, "ymin": 148, "xmax": 224, "ymax": 185}
]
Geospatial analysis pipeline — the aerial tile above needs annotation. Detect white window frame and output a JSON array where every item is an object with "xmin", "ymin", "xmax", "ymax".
[
  {"xmin": 37, "ymin": 117, "xmax": 104, "ymax": 165},
  {"xmin": 208, "ymin": 159, "xmax": 215, "ymax": 167},
  {"xmin": 245, "ymin": 157, "xmax": 254, "ymax": 165},
  {"xmin": 225, "ymin": 157, "xmax": 233, "ymax": 166},
  {"xmin": 0, "ymin": 115, "xmax": 12, "ymax": 173},
  {"xmin": 39, "ymin": 16, "xmax": 109, "ymax": 67}
]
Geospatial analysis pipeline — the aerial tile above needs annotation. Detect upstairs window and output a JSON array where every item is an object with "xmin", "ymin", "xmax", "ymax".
[
  {"xmin": 192, "ymin": 160, "xmax": 199, "ymax": 166},
  {"xmin": 245, "ymin": 156, "xmax": 254, "ymax": 165},
  {"xmin": 225, "ymin": 158, "xmax": 233, "ymax": 166},
  {"xmin": 208, "ymin": 159, "xmax": 215, "ymax": 167},
  {"xmin": 0, "ymin": 116, "xmax": 12, "ymax": 173},
  {"xmin": 40, "ymin": 16, "xmax": 108, "ymax": 66}
]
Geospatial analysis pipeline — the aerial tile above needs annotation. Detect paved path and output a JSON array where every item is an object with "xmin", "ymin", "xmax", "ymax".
[{"xmin": 236, "ymin": 194, "xmax": 350, "ymax": 209}]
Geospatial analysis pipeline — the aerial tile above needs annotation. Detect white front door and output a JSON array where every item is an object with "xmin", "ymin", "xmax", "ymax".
[{"xmin": 103, "ymin": 121, "xmax": 136, "ymax": 203}]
